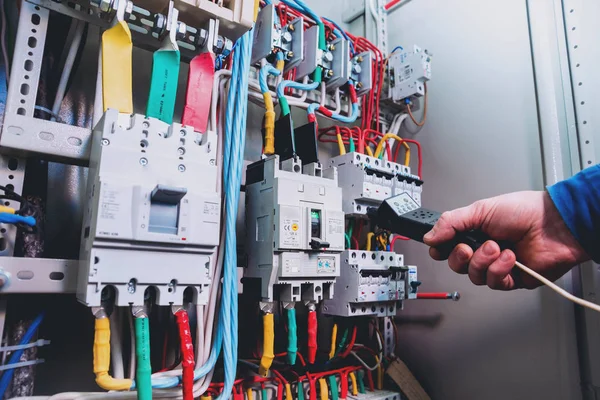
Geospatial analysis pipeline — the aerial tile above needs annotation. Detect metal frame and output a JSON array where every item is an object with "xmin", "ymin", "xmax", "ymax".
[{"xmin": 0, "ymin": 258, "xmax": 79, "ymax": 294}]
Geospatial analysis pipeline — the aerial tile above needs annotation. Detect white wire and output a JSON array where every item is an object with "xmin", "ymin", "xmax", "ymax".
[
  {"xmin": 0, "ymin": 0, "xmax": 9, "ymax": 81},
  {"xmin": 93, "ymin": 44, "xmax": 103, "ymax": 126},
  {"xmin": 349, "ymin": 351, "xmax": 381, "ymax": 371},
  {"xmin": 51, "ymin": 19, "xmax": 85, "ymax": 122},
  {"xmin": 515, "ymin": 261, "xmax": 600, "ymax": 313},
  {"xmin": 127, "ymin": 309, "xmax": 135, "ymax": 379}
]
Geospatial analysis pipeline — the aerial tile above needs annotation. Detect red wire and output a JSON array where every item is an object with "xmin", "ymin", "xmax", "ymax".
[
  {"xmin": 340, "ymin": 326, "xmax": 357, "ymax": 358},
  {"xmin": 175, "ymin": 310, "xmax": 195, "ymax": 400},
  {"xmin": 384, "ymin": 0, "xmax": 402, "ymax": 11},
  {"xmin": 390, "ymin": 235, "xmax": 410, "ymax": 249},
  {"xmin": 351, "ymin": 237, "xmax": 359, "ymax": 250}
]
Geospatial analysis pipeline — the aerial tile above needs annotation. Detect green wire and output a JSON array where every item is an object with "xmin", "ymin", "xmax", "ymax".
[
  {"xmin": 357, "ymin": 370, "xmax": 366, "ymax": 394},
  {"xmin": 334, "ymin": 328, "xmax": 348, "ymax": 357},
  {"xmin": 279, "ymin": 96, "xmax": 291, "ymax": 116},
  {"xmin": 328, "ymin": 376, "xmax": 339, "ymax": 400},
  {"xmin": 317, "ymin": 23, "xmax": 327, "ymax": 51},
  {"xmin": 135, "ymin": 317, "xmax": 152, "ymax": 400},
  {"xmin": 287, "ymin": 308, "xmax": 298, "ymax": 365},
  {"xmin": 297, "ymin": 383, "xmax": 305, "ymax": 400},
  {"xmin": 312, "ymin": 66, "xmax": 323, "ymax": 84},
  {"xmin": 347, "ymin": 218, "xmax": 354, "ymax": 239},
  {"xmin": 262, "ymin": 388, "xmax": 268, "ymax": 400},
  {"xmin": 344, "ymin": 233, "xmax": 351, "ymax": 249},
  {"xmin": 349, "ymin": 135, "xmax": 356, "ymax": 152}
]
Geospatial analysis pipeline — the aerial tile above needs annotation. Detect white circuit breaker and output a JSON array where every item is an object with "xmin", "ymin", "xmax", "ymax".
[
  {"xmin": 387, "ymin": 45, "xmax": 432, "ymax": 104},
  {"xmin": 244, "ymin": 155, "xmax": 345, "ymax": 303},
  {"xmin": 322, "ymin": 250, "xmax": 417, "ymax": 317},
  {"xmin": 79, "ymin": 109, "xmax": 220, "ymax": 307},
  {"xmin": 330, "ymin": 152, "xmax": 423, "ymax": 217}
]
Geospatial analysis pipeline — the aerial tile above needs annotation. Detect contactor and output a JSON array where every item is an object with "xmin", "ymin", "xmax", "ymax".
[
  {"xmin": 79, "ymin": 109, "xmax": 220, "ymax": 306},
  {"xmin": 244, "ymin": 155, "xmax": 345, "ymax": 303}
]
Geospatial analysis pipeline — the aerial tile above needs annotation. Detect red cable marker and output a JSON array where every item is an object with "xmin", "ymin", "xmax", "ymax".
[
  {"xmin": 175, "ymin": 310, "xmax": 195, "ymax": 400},
  {"xmin": 307, "ymin": 310, "xmax": 318, "ymax": 364},
  {"xmin": 182, "ymin": 52, "xmax": 215, "ymax": 133}
]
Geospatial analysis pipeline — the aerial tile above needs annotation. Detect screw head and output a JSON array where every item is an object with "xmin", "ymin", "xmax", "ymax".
[
  {"xmin": 328, "ymin": 44, "xmax": 336, "ymax": 51},
  {"xmin": 357, "ymin": 56, "xmax": 364, "ymax": 63},
  {"xmin": 139, "ymin": 157, "xmax": 148, "ymax": 166},
  {"xmin": 209, "ymin": 159, "xmax": 215, "ymax": 165},
  {"xmin": 102, "ymin": 138, "xmax": 110, "ymax": 146},
  {"xmin": 127, "ymin": 279, "xmax": 136, "ymax": 294},
  {"xmin": 286, "ymin": 51, "xmax": 294, "ymax": 59},
  {"xmin": 153, "ymin": 14, "xmax": 166, "ymax": 35},
  {"xmin": 176, "ymin": 22, "xmax": 187, "ymax": 40},
  {"xmin": 178, "ymin": 164, "xmax": 186, "ymax": 172},
  {"xmin": 357, "ymin": 82, "xmax": 363, "ymax": 89},
  {"xmin": 124, "ymin": 1, "xmax": 133, "ymax": 19},
  {"xmin": 326, "ymin": 69, "xmax": 334, "ymax": 77},
  {"xmin": 323, "ymin": 51, "xmax": 334, "ymax": 62},
  {"xmin": 178, "ymin": 147, "xmax": 185, "ymax": 156},
  {"xmin": 353, "ymin": 64, "xmax": 362, "ymax": 74},
  {"xmin": 288, "ymin": 23, "xmax": 295, "ymax": 31},
  {"xmin": 282, "ymin": 31, "xmax": 293, "ymax": 43},
  {"xmin": 98, "ymin": 0, "xmax": 114, "ymax": 13},
  {"xmin": 196, "ymin": 28, "xmax": 209, "ymax": 48}
]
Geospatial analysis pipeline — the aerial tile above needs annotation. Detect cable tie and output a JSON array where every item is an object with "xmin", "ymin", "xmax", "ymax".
[
  {"xmin": 0, "ymin": 339, "xmax": 50, "ymax": 352},
  {"xmin": 0, "ymin": 358, "xmax": 45, "ymax": 371}
]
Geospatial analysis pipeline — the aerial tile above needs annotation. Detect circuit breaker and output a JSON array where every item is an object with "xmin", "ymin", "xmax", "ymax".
[
  {"xmin": 322, "ymin": 250, "xmax": 417, "ymax": 317},
  {"xmin": 79, "ymin": 109, "xmax": 220, "ymax": 307},
  {"xmin": 244, "ymin": 155, "xmax": 345, "ymax": 303},
  {"xmin": 330, "ymin": 152, "xmax": 423, "ymax": 217},
  {"xmin": 387, "ymin": 45, "xmax": 432, "ymax": 104}
]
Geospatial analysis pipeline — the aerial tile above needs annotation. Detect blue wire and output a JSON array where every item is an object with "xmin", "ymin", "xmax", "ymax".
[
  {"xmin": 276, "ymin": 80, "xmax": 319, "ymax": 98},
  {"xmin": 331, "ymin": 103, "xmax": 359, "ymax": 124},
  {"xmin": 0, "ymin": 313, "xmax": 45, "ymax": 398},
  {"xmin": 259, "ymin": 65, "xmax": 281, "ymax": 93},
  {"xmin": 0, "ymin": 213, "xmax": 36, "ymax": 227},
  {"xmin": 279, "ymin": 0, "xmax": 320, "ymax": 27},
  {"xmin": 390, "ymin": 45, "xmax": 404, "ymax": 54}
]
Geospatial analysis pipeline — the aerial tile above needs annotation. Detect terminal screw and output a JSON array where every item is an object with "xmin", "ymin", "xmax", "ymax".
[
  {"xmin": 176, "ymin": 22, "xmax": 187, "ymax": 40},
  {"xmin": 178, "ymin": 164, "xmax": 186, "ymax": 172},
  {"xmin": 139, "ymin": 157, "xmax": 148, "ymax": 166},
  {"xmin": 287, "ymin": 23, "xmax": 295, "ymax": 32},
  {"xmin": 101, "ymin": 139, "xmax": 110, "ymax": 146},
  {"xmin": 153, "ymin": 14, "xmax": 166, "ymax": 35},
  {"xmin": 282, "ymin": 31, "xmax": 293, "ymax": 44}
]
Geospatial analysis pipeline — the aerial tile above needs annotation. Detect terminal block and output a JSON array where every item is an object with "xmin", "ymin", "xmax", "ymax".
[
  {"xmin": 79, "ymin": 109, "xmax": 220, "ymax": 306},
  {"xmin": 349, "ymin": 52, "xmax": 373, "ymax": 96},
  {"xmin": 244, "ymin": 155, "xmax": 345, "ymax": 303},
  {"xmin": 387, "ymin": 45, "xmax": 432, "ymax": 104},
  {"xmin": 330, "ymin": 152, "xmax": 423, "ymax": 217},
  {"xmin": 322, "ymin": 250, "xmax": 417, "ymax": 317}
]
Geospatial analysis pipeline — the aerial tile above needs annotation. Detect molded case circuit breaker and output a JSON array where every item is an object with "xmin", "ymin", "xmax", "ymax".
[
  {"xmin": 244, "ymin": 155, "xmax": 345, "ymax": 303},
  {"xmin": 79, "ymin": 109, "xmax": 220, "ymax": 307},
  {"xmin": 330, "ymin": 152, "xmax": 423, "ymax": 217},
  {"xmin": 322, "ymin": 250, "xmax": 417, "ymax": 317}
]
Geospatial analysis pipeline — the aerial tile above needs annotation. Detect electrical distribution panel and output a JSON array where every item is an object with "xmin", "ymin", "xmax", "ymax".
[
  {"xmin": 387, "ymin": 45, "xmax": 432, "ymax": 104},
  {"xmin": 323, "ymin": 250, "xmax": 417, "ymax": 317},
  {"xmin": 244, "ymin": 155, "xmax": 345, "ymax": 303},
  {"xmin": 330, "ymin": 152, "xmax": 423, "ymax": 217},
  {"xmin": 79, "ymin": 109, "xmax": 220, "ymax": 306}
]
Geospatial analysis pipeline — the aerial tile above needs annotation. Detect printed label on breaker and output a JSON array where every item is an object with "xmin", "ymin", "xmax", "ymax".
[
  {"xmin": 317, "ymin": 257, "xmax": 335, "ymax": 273},
  {"xmin": 399, "ymin": 65, "xmax": 412, "ymax": 83},
  {"xmin": 97, "ymin": 183, "xmax": 132, "ymax": 238},
  {"xmin": 283, "ymin": 258, "xmax": 301, "ymax": 274},
  {"xmin": 328, "ymin": 217, "xmax": 344, "ymax": 235},
  {"xmin": 281, "ymin": 218, "xmax": 301, "ymax": 247}
]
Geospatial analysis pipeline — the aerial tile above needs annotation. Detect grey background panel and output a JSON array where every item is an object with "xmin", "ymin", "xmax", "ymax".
[{"xmin": 301, "ymin": 0, "xmax": 582, "ymax": 399}]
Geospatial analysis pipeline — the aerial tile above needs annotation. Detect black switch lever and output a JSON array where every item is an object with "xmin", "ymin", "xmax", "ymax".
[{"xmin": 375, "ymin": 192, "xmax": 511, "ymax": 257}]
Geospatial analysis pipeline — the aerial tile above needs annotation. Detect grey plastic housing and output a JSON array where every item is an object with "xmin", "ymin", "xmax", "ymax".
[
  {"xmin": 244, "ymin": 155, "xmax": 345, "ymax": 303},
  {"xmin": 78, "ymin": 110, "xmax": 220, "ymax": 306}
]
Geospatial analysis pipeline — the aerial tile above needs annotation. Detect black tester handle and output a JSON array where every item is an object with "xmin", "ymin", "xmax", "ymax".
[{"xmin": 376, "ymin": 193, "xmax": 510, "ymax": 257}]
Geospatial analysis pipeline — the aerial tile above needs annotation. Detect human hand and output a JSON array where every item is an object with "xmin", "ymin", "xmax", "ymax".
[{"xmin": 423, "ymin": 191, "xmax": 590, "ymax": 290}]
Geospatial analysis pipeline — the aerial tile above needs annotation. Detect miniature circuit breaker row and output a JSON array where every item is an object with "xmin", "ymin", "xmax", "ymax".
[
  {"xmin": 79, "ymin": 109, "xmax": 220, "ymax": 306},
  {"xmin": 322, "ymin": 250, "xmax": 418, "ymax": 317},
  {"xmin": 244, "ymin": 155, "xmax": 345, "ymax": 303},
  {"xmin": 330, "ymin": 151, "xmax": 423, "ymax": 217}
]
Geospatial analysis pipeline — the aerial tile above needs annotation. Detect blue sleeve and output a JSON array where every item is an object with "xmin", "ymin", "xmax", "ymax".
[{"xmin": 547, "ymin": 165, "xmax": 600, "ymax": 263}]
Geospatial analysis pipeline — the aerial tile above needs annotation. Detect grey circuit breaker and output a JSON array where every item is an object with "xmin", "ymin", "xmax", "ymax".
[
  {"xmin": 322, "ymin": 250, "xmax": 417, "ymax": 317},
  {"xmin": 330, "ymin": 152, "xmax": 423, "ymax": 217},
  {"xmin": 244, "ymin": 155, "xmax": 345, "ymax": 303},
  {"xmin": 79, "ymin": 109, "xmax": 220, "ymax": 307}
]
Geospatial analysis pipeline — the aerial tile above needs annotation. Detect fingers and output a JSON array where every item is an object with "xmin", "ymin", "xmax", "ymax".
[
  {"xmin": 487, "ymin": 250, "xmax": 517, "ymax": 290},
  {"xmin": 423, "ymin": 201, "xmax": 486, "ymax": 247},
  {"xmin": 467, "ymin": 241, "xmax": 500, "ymax": 285}
]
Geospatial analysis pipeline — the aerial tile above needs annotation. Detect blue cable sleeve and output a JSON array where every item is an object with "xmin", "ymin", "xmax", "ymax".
[
  {"xmin": 276, "ymin": 52, "xmax": 285, "ymax": 61},
  {"xmin": 276, "ymin": 80, "xmax": 319, "ymax": 99},
  {"xmin": 0, "ymin": 313, "xmax": 45, "ymax": 398},
  {"xmin": 307, "ymin": 103, "xmax": 319, "ymax": 116},
  {"xmin": 0, "ymin": 213, "xmax": 36, "ymax": 227},
  {"xmin": 331, "ymin": 103, "xmax": 359, "ymax": 123},
  {"xmin": 259, "ymin": 65, "xmax": 281, "ymax": 93}
]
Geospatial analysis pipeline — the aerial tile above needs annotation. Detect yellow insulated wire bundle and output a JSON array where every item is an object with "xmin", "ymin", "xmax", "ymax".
[{"xmin": 93, "ymin": 317, "xmax": 132, "ymax": 391}]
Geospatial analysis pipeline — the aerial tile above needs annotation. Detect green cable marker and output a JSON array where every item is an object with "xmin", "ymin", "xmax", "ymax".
[
  {"xmin": 262, "ymin": 388, "xmax": 268, "ymax": 400},
  {"xmin": 349, "ymin": 136, "xmax": 356, "ymax": 152},
  {"xmin": 279, "ymin": 96, "xmax": 291, "ymax": 117},
  {"xmin": 287, "ymin": 308, "xmax": 298, "ymax": 365},
  {"xmin": 328, "ymin": 376, "xmax": 339, "ymax": 400},
  {"xmin": 297, "ymin": 383, "xmax": 305, "ymax": 400},
  {"xmin": 135, "ymin": 316, "xmax": 152, "ymax": 400}
]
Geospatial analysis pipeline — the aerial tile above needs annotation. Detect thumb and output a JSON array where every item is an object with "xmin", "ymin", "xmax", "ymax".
[{"xmin": 423, "ymin": 201, "xmax": 486, "ymax": 246}]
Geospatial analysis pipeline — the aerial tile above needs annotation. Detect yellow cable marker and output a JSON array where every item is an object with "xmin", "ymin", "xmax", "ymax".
[
  {"xmin": 247, "ymin": 388, "xmax": 254, "ymax": 400},
  {"xmin": 0, "ymin": 206, "xmax": 15, "ymax": 214},
  {"xmin": 93, "ymin": 317, "xmax": 132, "ymax": 391},
  {"xmin": 328, "ymin": 324, "xmax": 337, "ymax": 360},
  {"xmin": 263, "ymin": 92, "xmax": 276, "ymax": 155},
  {"xmin": 374, "ymin": 133, "xmax": 411, "ymax": 166},
  {"xmin": 349, "ymin": 372, "xmax": 358, "ymax": 396},
  {"xmin": 375, "ymin": 355, "xmax": 383, "ymax": 390},
  {"xmin": 200, "ymin": 396, "xmax": 212, "ymax": 400},
  {"xmin": 259, "ymin": 313, "xmax": 275, "ymax": 377},
  {"xmin": 276, "ymin": 58, "xmax": 285, "ymax": 72},
  {"xmin": 102, "ymin": 21, "xmax": 133, "ymax": 113},
  {"xmin": 285, "ymin": 383, "xmax": 293, "ymax": 400},
  {"xmin": 318, "ymin": 378, "xmax": 328, "ymax": 400},
  {"xmin": 336, "ymin": 133, "xmax": 346, "ymax": 155}
]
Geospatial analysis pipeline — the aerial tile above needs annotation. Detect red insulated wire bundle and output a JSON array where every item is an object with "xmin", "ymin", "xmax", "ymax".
[{"xmin": 175, "ymin": 310, "xmax": 195, "ymax": 400}]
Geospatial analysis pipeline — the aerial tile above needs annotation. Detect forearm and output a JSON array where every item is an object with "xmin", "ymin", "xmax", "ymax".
[{"xmin": 547, "ymin": 165, "xmax": 600, "ymax": 262}]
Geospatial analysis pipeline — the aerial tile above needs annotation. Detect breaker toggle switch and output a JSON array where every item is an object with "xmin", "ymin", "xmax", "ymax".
[{"xmin": 151, "ymin": 185, "xmax": 187, "ymax": 204}]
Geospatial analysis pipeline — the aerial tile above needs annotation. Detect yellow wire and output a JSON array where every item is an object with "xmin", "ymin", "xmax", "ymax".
[
  {"xmin": 285, "ymin": 383, "xmax": 292, "ymax": 400},
  {"xmin": 375, "ymin": 355, "xmax": 383, "ymax": 390},
  {"xmin": 328, "ymin": 324, "xmax": 338, "ymax": 360},
  {"xmin": 263, "ymin": 92, "xmax": 276, "ymax": 155},
  {"xmin": 336, "ymin": 133, "xmax": 346, "ymax": 155},
  {"xmin": 365, "ymin": 146, "xmax": 374, "ymax": 157},
  {"xmin": 247, "ymin": 388, "xmax": 254, "ymax": 400},
  {"xmin": 93, "ymin": 317, "xmax": 133, "ymax": 391},
  {"xmin": 349, "ymin": 372, "xmax": 358, "ymax": 395},
  {"xmin": 259, "ymin": 313, "xmax": 275, "ymax": 376},
  {"xmin": 374, "ymin": 133, "xmax": 411, "ymax": 166},
  {"xmin": 366, "ymin": 232, "xmax": 375, "ymax": 251},
  {"xmin": 318, "ymin": 378, "xmax": 328, "ymax": 400}
]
